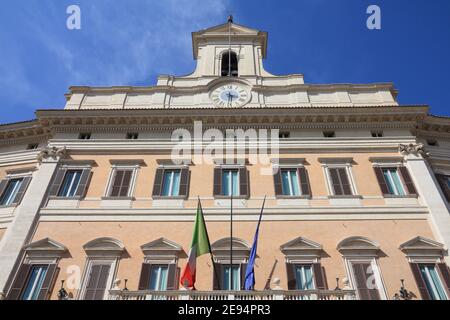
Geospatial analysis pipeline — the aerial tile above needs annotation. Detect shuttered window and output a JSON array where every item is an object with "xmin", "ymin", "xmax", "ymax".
[
  {"xmin": 286, "ymin": 263, "xmax": 326, "ymax": 290},
  {"xmin": 213, "ymin": 263, "xmax": 247, "ymax": 291},
  {"xmin": 374, "ymin": 166, "xmax": 417, "ymax": 197},
  {"xmin": 109, "ymin": 169, "xmax": 133, "ymax": 197},
  {"xmin": 328, "ymin": 167, "xmax": 353, "ymax": 196},
  {"xmin": 20, "ymin": 265, "xmax": 48, "ymax": 300},
  {"xmin": 83, "ymin": 264, "xmax": 111, "ymax": 300},
  {"xmin": 152, "ymin": 168, "xmax": 189, "ymax": 198},
  {"xmin": 0, "ymin": 176, "xmax": 31, "ymax": 206},
  {"xmin": 213, "ymin": 167, "xmax": 249, "ymax": 198},
  {"xmin": 6, "ymin": 263, "xmax": 58, "ymax": 300},
  {"xmin": 274, "ymin": 167, "xmax": 311, "ymax": 197},
  {"xmin": 58, "ymin": 170, "xmax": 82, "ymax": 197},
  {"xmin": 138, "ymin": 263, "xmax": 178, "ymax": 291},
  {"xmin": 49, "ymin": 168, "xmax": 91, "ymax": 198},
  {"xmin": 351, "ymin": 263, "xmax": 381, "ymax": 300},
  {"xmin": 411, "ymin": 263, "xmax": 449, "ymax": 300}
]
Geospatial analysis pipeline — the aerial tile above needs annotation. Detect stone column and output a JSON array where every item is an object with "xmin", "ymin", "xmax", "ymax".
[
  {"xmin": 401, "ymin": 144, "xmax": 450, "ymax": 264},
  {"xmin": 0, "ymin": 147, "xmax": 66, "ymax": 295}
]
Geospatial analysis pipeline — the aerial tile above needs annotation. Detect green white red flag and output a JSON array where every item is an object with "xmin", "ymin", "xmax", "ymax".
[{"xmin": 180, "ymin": 200, "xmax": 211, "ymax": 289}]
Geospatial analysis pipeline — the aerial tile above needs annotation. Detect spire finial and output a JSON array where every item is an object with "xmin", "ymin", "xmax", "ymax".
[{"xmin": 228, "ymin": 15, "xmax": 233, "ymax": 23}]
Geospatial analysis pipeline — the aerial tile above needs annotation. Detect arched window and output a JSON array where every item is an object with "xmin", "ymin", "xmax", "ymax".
[{"xmin": 221, "ymin": 51, "xmax": 238, "ymax": 77}]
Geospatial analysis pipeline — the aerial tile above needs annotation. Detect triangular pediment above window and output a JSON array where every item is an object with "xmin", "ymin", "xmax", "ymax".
[
  {"xmin": 280, "ymin": 237, "xmax": 323, "ymax": 259},
  {"xmin": 141, "ymin": 238, "xmax": 183, "ymax": 252},
  {"xmin": 281, "ymin": 237, "xmax": 322, "ymax": 252},
  {"xmin": 24, "ymin": 238, "xmax": 67, "ymax": 253},
  {"xmin": 400, "ymin": 236, "xmax": 445, "ymax": 256}
]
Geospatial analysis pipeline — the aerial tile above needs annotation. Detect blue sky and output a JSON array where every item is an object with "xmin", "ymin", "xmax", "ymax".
[{"xmin": 1, "ymin": 0, "xmax": 449, "ymax": 124}]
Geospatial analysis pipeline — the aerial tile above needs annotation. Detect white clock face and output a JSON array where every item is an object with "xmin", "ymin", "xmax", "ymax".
[{"xmin": 210, "ymin": 84, "xmax": 250, "ymax": 108}]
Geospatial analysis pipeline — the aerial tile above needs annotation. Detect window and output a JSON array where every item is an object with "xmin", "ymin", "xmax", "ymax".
[
  {"xmin": 223, "ymin": 265, "xmax": 241, "ymax": 290},
  {"xmin": 382, "ymin": 168, "xmax": 406, "ymax": 196},
  {"xmin": 27, "ymin": 143, "xmax": 39, "ymax": 150},
  {"xmin": 371, "ymin": 131, "xmax": 384, "ymax": 138},
  {"xmin": 279, "ymin": 132, "xmax": 290, "ymax": 139},
  {"xmin": 82, "ymin": 263, "xmax": 112, "ymax": 300},
  {"xmin": 222, "ymin": 169, "xmax": 239, "ymax": 196},
  {"xmin": 58, "ymin": 170, "xmax": 83, "ymax": 197},
  {"xmin": 281, "ymin": 169, "xmax": 301, "ymax": 196},
  {"xmin": 419, "ymin": 265, "xmax": 448, "ymax": 300},
  {"xmin": 161, "ymin": 170, "xmax": 181, "ymax": 197},
  {"xmin": 214, "ymin": 167, "xmax": 249, "ymax": 198},
  {"xmin": 323, "ymin": 131, "xmax": 335, "ymax": 138},
  {"xmin": 153, "ymin": 167, "xmax": 189, "ymax": 199},
  {"xmin": 436, "ymin": 174, "xmax": 450, "ymax": 202},
  {"xmin": 373, "ymin": 166, "xmax": 417, "ymax": 197},
  {"xmin": 221, "ymin": 51, "xmax": 238, "ymax": 77},
  {"xmin": 294, "ymin": 265, "xmax": 315, "ymax": 290},
  {"xmin": 0, "ymin": 178, "xmax": 24, "ymax": 206},
  {"xmin": 427, "ymin": 140, "xmax": 438, "ymax": 147},
  {"xmin": 20, "ymin": 265, "xmax": 48, "ymax": 300},
  {"xmin": 126, "ymin": 132, "xmax": 139, "ymax": 140},
  {"xmin": 149, "ymin": 265, "xmax": 169, "ymax": 291},
  {"xmin": 108, "ymin": 169, "xmax": 133, "ymax": 197},
  {"xmin": 328, "ymin": 167, "xmax": 353, "ymax": 196},
  {"xmin": 79, "ymin": 133, "xmax": 91, "ymax": 140},
  {"xmin": 350, "ymin": 262, "xmax": 382, "ymax": 300}
]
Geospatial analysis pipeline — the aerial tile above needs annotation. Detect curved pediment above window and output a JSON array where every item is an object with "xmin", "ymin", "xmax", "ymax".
[
  {"xmin": 337, "ymin": 236, "xmax": 381, "ymax": 256},
  {"xmin": 83, "ymin": 237, "xmax": 125, "ymax": 258},
  {"xmin": 399, "ymin": 236, "xmax": 446, "ymax": 259},
  {"xmin": 211, "ymin": 237, "xmax": 250, "ymax": 263}
]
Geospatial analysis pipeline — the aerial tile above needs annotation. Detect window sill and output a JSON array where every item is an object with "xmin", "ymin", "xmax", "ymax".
[
  {"xmin": 48, "ymin": 196, "xmax": 82, "ymax": 200},
  {"xmin": 275, "ymin": 195, "xmax": 311, "ymax": 200},
  {"xmin": 46, "ymin": 198, "xmax": 80, "ymax": 209},
  {"xmin": 0, "ymin": 204, "xmax": 17, "ymax": 209},
  {"xmin": 383, "ymin": 194, "xmax": 418, "ymax": 199},
  {"xmin": 101, "ymin": 197, "xmax": 134, "ymax": 208},
  {"xmin": 384, "ymin": 197, "xmax": 419, "ymax": 206},
  {"xmin": 0, "ymin": 206, "xmax": 16, "ymax": 216},
  {"xmin": 152, "ymin": 196, "xmax": 187, "ymax": 200},
  {"xmin": 328, "ymin": 195, "xmax": 362, "ymax": 199},
  {"xmin": 101, "ymin": 196, "xmax": 135, "ymax": 201}
]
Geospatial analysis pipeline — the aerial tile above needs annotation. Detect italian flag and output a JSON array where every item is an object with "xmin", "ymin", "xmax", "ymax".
[{"xmin": 180, "ymin": 200, "xmax": 211, "ymax": 289}]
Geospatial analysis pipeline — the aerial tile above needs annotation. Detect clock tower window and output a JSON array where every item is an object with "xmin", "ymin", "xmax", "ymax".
[{"xmin": 221, "ymin": 51, "xmax": 238, "ymax": 77}]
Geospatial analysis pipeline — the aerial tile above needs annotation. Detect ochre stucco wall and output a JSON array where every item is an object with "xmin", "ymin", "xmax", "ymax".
[
  {"xmin": 71, "ymin": 151, "xmax": 402, "ymax": 208},
  {"xmin": 31, "ymin": 219, "xmax": 434, "ymax": 300}
]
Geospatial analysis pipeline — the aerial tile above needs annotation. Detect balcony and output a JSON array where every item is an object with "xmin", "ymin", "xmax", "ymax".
[{"xmin": 109, "ymin": 289, "xmax": 356, "ymax": 301}]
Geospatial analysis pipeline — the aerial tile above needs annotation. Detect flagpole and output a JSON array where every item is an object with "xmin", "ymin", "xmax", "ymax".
[
  {"xmin": 230, "ymin": 182, "xmax": 233, "ymax": 291},
  {"xmin": 198, "ymin": 197, "xmax": 221, "ymax": 290}
]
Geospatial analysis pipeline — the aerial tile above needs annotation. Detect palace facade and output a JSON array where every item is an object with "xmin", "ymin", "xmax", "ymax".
[{"xmin": 1, "ymin": 20, "xmax": 450, "ymax": 300}]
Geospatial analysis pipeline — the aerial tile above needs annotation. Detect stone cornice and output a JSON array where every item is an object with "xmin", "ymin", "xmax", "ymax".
[{"xmin": 36, "ymin": 106, "xmax": 428, "ymax": 132}]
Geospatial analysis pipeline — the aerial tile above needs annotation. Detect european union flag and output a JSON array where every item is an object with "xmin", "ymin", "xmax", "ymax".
[{"xmin": 244, "ymin": 197, "xmax": 266, "ymax": 290}]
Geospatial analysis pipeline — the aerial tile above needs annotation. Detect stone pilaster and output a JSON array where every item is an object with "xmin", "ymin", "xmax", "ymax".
[
  {"xmin": 0, "ymin": 147, "xmax": 66, "ymax": 295},
  {"xmin": 401, "ymin": 144, "xmax": 450, "ymax": 264}
]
